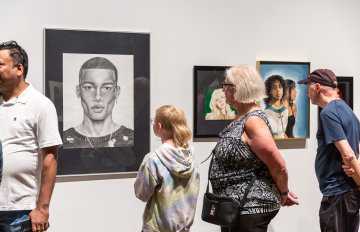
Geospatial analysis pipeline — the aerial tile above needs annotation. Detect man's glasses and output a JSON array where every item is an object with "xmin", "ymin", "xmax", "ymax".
[
  {"xmin": 221, "ymin": 82, "xmax": 235, "ymax": 89},
  {"xmin": 150, "ymin": 118, "xmax": 155, "ymax": 125}
]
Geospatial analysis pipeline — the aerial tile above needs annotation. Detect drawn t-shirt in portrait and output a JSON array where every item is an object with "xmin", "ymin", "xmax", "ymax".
[{"xmin": 63, "ymin": 126, "xmax": 134, "ymax": 149}]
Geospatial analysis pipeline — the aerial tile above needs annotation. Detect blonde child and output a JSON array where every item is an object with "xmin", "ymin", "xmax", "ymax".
[{"xmin": 134, "ymin": 105, "xmax": 200, "ymax": 232}]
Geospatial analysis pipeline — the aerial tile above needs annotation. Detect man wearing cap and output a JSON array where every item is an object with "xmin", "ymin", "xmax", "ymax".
[
  {"xmin": 0, "ymin": 41, "xmax": 62, "ymax": 232},
  {"xmin": 298, "ymin": 69, "xmax": 360, "ymax": 232}
]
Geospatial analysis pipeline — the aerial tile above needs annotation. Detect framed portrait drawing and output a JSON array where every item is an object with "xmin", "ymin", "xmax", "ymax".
[
  {"xmin": 48, "ymin": 80, "xmax": 63, "ymax": 122},
  {"xmin": 193, "ymin": 66, "xmax": 236, "ymax": 138},
  {"xmin": 256, "ymin": 61, "xmax": 310, "ymax": 140},
  {"xmin": 44, "ymin": 29, "xmax": 150, "ymax": 176}
]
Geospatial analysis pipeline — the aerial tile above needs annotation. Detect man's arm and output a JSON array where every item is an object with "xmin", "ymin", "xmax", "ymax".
[
  {"xmin": 334, "ymin": 140, "xmax": 360, "ymax": 185},
  {"xmin": 29, "ymin": 146, "xmax": 58, "ymax": 232}
]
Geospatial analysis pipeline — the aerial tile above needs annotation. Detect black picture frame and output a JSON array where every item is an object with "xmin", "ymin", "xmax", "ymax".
[
  {"xmin": 44, "ymin": 29, "xmax": 150, "ymax": 176},
  {"xmin": 318, "ymin": 76, "xmax": 354, "ymax": 115},
  {"xmin": 336, "ymin": 76, "xmax": 353, "ymax": 109},
  {"xmin": 193, "ymin": 65, "xmax": 233, "ymax": 138}
]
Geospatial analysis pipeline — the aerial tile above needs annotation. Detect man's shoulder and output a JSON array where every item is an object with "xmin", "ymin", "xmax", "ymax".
[
  {"xmin": 26, "ymin": 85, "xmax": 54, "ymax": 106},
  {"xmin": 32, "ymin": 88, "xmax": 52, "ymax": 102},
  {"xmin": 322, "ymin": 100, "xmax": 349, "ymax": 117}
]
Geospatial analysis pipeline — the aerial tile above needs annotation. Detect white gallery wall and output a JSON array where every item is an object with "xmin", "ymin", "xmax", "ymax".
[{"xmin": 2, "ymin": 0, "xmax": 360, "ymax": 231}]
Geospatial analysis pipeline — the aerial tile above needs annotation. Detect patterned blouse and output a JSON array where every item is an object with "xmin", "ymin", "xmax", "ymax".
[{"xmin": 209, "ymin": 109, "xmax": 281, "ymax": 215}]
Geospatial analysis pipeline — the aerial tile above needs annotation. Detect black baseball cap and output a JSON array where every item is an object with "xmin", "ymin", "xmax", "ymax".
[{"xmin": 298, "ymin": 69, "xmax": 337, "ymax": 88}]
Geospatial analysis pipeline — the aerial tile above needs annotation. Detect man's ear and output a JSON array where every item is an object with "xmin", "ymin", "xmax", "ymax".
[
  {"xmin": 16, "ymin": 64, "xmax": 24, "ymax": 78},
  {"xmin": 316, "ymin": 83, "xmax": 321, "ymax": 94},
  {"xmin": 76, "ymin": 85, "xmax": 81, "ymax": 98},
  {"xmin": 115, "ymin": 86, "xmax": 120, "ymax": 98}
]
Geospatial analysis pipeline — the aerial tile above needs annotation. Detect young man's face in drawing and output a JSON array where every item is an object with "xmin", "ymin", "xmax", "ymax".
[{"xmin": 76, "ymin": 68, "xmax": 120, "ymax": 121}]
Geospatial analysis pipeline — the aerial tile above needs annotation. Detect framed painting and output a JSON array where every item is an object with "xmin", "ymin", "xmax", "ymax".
[
  {"xmin": 318, "ymin": 76, "xmax": 353, "ymax": 114},
  {"xmin": 336, "ymin": 76, "xmax": 353, "ymax": 109},
  {"xmin": 256, "ymin": 61, "xmax": 310, "ymax": 140},
  {"xmin": 193, "ymin": 65, "xmax": 236, "ymax": 138},
  {"xmin": 44, "ymin": 29, "xmax": 150, "ymax": 176}
]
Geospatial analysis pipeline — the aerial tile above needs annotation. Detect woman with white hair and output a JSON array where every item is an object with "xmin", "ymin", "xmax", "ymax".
[
  {"xmin": 208, "ymin": 65, "xmax": 299, "ymax": 232},
  {"xmin": 206, "ymin": 88, "xmax": 236, "ymax": 120}
]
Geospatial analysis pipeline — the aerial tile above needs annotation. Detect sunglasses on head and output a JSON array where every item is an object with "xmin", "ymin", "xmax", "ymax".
[
  {"xmin": 0, "ymin": 40, "xmax": 28, "ymax": 68},
  {"xmin": 0, "ymin": 40, "xmax": 20, "ymax": 48}
]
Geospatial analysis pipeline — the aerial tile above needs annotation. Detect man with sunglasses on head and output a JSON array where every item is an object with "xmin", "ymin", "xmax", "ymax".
[{"xmin": 0, "ymin": 40, "xmax": 62, "ymax": 232}]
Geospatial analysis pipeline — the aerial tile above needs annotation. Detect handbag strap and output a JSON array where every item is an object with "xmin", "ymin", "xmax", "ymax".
[
  {"xmin": 205, "ymin": 148, "xmax": 257, "ymax": 207},
  {"xmin": 204, "ymin": 148, "xmax": 216, "ymax": 193},
  {"xmin": 239, "ymin": 174, "xmax": 256, "ymax": 208}
]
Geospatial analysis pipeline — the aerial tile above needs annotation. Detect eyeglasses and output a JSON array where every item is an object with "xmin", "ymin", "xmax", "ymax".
[
  {"xmin": 221, "ymin": 82, "xmax": 235, "ymax": 89},
  {"xmin": 150, "ymin": 118, "xmax": 155, "ymax": 125}
]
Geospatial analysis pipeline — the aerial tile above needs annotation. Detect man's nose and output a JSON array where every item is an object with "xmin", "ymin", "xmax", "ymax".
[{"xmin": 94, "ymin": 87, "xmax": 103, "ymax": 101}]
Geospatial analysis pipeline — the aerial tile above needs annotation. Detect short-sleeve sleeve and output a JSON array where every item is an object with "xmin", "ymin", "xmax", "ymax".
[
  {"xmin": 36, "ymin": 100, "xmax": 63, "ymax": 148},
  {"xmin": 320, "ymin": 109, "xmax": 347, "ymax": 145}
]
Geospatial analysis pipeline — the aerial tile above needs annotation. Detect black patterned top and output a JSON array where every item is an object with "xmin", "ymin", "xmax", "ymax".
[{"xmin": 209, "ymin": 109, "xmax": 281, "ymax": 215}]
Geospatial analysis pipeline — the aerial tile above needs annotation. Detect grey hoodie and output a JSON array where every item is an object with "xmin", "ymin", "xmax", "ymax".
[{"xmin": 134, "ymin": 143, "xmax": 200, "ymax": 232}]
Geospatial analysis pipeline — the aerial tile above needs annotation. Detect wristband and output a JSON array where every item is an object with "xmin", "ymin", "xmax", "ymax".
[{"xmin": 280, "ymin": 190, "xmax": 289, "ymax": 196}]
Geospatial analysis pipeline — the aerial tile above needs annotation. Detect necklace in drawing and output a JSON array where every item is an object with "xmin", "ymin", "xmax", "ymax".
[
  {"xmin": 278, "ymin": 112, "xmax": 285, "ymax": 132},
  {"xmin": 86, "ymin": 133, "xmax": 116, "ymax": 148}
]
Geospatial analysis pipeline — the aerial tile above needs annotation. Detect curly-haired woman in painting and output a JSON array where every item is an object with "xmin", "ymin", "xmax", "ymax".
[
  {"xmin": 264, "ymin": 75, "xmax": 288, "ymax": 138},
  {"xmin": 206, "ymin": 88, "xmax": 236, "ymax": 120},
  {"xmin": 284, "ymin": 79, "xmax": 297, "ymax": 138}
]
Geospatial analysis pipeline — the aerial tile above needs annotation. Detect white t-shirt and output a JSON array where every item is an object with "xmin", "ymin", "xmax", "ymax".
[{"xmin": 0, "ymin": 84, "xmax": 63, "ymax": 210}]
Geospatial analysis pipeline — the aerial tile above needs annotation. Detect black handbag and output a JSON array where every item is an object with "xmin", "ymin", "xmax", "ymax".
[{"xmin": 201, "ymin": 150, "xmax": 256, "ymax": 227}]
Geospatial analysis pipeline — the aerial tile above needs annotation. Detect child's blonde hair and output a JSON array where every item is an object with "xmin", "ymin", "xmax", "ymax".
[{"xmin": 155, "ymin": 105, "xmax": 192, "ymax": 148}]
